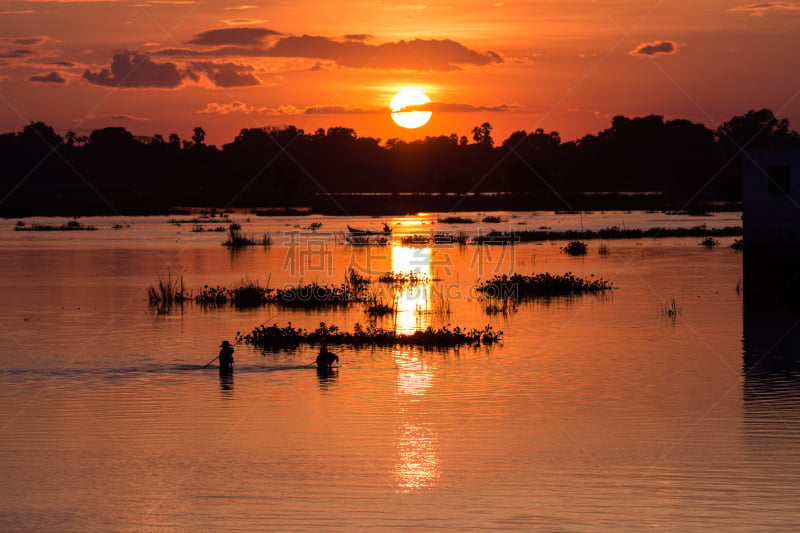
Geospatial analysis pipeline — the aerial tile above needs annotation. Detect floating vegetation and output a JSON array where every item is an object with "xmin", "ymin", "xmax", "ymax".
[
  {"xmin": 237, "ymin": 322, "xmax": 502, "ymax": 349},
  {"xmin": 481, "ymin": 215, "xmax": 502, "ymax": 223},
  {"xmin": 222, "ymin": 224, "xmax": 270, "ymax": 247},
  {"xmin": 304, "ymin": 221, "xmax": 323, "ymax": 231},
  {"xmin": 276, "ymin": 282, "xmax": 363, "ymax": 308},
  {"xmin": 472, "ymin": 225, "xmax": 742, "ymax": 244},
  {"xmin": 346, "ymin": 235, "xmax": 389, "ymax": 246},
  {"xmin": 14, "ymin": 220, "xmax": 98, "ymax": 231},
  {"xmin": 16, "ymin": 220, "xmax": 24, "ymax": 227},
  {"xmin": 476, "ymin": 272, "xmax": 613, "ymax": 299},
  {"xmin": 438, "ymin": 216, "xmax": 475, "ymax": 224},
  {"xmin": 147, "ymin": 275, "xmax": 190, "ymax": 304},
  {"xmin": 598, "ymin": 243, "xmax": 610, "ymax": 256},
  {"xmin": 399, "ymin": 234, "xmax": 431, "ymax": 246},
  {"xmin": 700, "ymin": 237, "xmax": 719, "ymax": 248},
  {"xmin": 731, "ymin": 238, "xmax": 743, "ymax": 250},
  {"xmin": 365, "ymin": 299, "xmax": 396, "ymax": 316},
  {"xmin": 111, "ymin": 223, "xmax": 131, "ymax": 230},
  {"xmin": 433, "ymin": 231, "xmax": 470, "ymax": 245},
  {"xmin": 168, "ymin": 217, "xmax": 231, "ymax": 225},
  {"xmin": 191, "ymin": 224, "xmax": 226, "ymax": 233},
  {"xmin": 194, "ymin": 279, "xmax": 364, "ymax": 309},
  {"xmin": 378, "ymin": 271, "xmax": 428, "ymax": 285},
  {"xmin": 562, "ymin": 240, "xmax": 588, "ymax": 256}
]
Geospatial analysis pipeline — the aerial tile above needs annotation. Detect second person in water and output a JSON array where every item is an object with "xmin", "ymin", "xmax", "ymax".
[{"xmin": 316, "ymin": 346, "xmax": 339, "ymax": 371}]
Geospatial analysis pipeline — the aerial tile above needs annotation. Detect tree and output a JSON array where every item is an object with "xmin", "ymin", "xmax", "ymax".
[
  {"xmin": 471, "ymin": 122, "xmax": 493, "ymax": 146},
  {"xmin": 192, "ymin": 127, "xmax": 206, "ymax": 147}
]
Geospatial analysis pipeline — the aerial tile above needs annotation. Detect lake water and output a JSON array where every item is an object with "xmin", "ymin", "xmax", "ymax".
[{"xmin": 2, "ymin": 211, "xmax": 799, "ymax": 531}]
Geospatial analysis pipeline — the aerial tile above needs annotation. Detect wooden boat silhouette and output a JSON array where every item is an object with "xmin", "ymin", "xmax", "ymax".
[{"xmin": 347, "ymin": 223, "xmax": 392, "ymax": 235}]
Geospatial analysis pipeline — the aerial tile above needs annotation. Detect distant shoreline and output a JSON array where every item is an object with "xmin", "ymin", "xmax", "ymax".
[{"xmin": 1, "ymin": 193, "xmax": 742, "ymax": 218}]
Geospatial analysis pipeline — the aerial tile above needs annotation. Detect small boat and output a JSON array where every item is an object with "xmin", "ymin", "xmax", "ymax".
[{"xmin": 347, "ymin": 223, "xmax": 392, "ymax": 235}]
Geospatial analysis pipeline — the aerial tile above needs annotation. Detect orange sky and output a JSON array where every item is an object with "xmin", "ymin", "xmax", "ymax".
[{"xmin": 1, "ymin": 0, "xmax": 799, "ymax": 145}]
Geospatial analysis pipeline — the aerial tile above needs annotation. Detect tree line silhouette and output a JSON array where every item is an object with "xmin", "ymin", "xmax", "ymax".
[{"xmin": 1, "ymin": 108, "xmax": 798, "ymax": 216}]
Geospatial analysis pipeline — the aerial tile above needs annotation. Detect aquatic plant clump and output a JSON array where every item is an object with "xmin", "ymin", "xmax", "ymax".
[
  {"xmin": 222, "ymin": 224, "xmax": 270, "ymax": 247},
  {"xmin": 476, "ymin": 272, "xmax": 613, "ymax": 299},
  {"xmin": 237, "ymin": 322, "xmax": 502, "ymax": 349},
  {"xmin": 14, "ymin": 220, "xmax": 98, "ymax": 231},
  {"xmin": 438, "ymin": 216, "xmax": 475, "ymax": 224},
  {"xmin": 194, "ymin": 281, "xmax": 365, "ymax": 308},
  {"xmin": 562, "ymin": 240, "xmax": 588, "ymax": 255},
  {"xmin": 147, "ymin": 275, "xmax": 190, "ymax": 304}
]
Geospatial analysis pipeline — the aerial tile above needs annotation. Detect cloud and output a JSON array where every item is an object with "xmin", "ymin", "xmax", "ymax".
[
  {"xmin": 188, "ymin": 27, "xmax": 281, "ymax": 46},
  {"xmin": 83, "ymin": 51, "xmax": 187, "ymax": 87},
  {"xmin": 343, "ymin": 34, "xmax": 371, "ymax": 41},
  {"xmin": 728, "ymin": 2, "xmax": 800, "ymax": 15},
  {"xmin": 0, "ymin": 10, "xmax": 35, "ymax": 14},
  {"xmin": 158, "ymin": 33, "xmax": 501, "ymax": 70},
  {"xmin": 396, "ymin": 102, "xmax": 517, "ymax": 113},
  {"xmin": 0, "ymin": 49, "xmax": 34, "ymax": 59},
  {"xmin": 189, "ymin": 61, "xmax": 260, "ymax": 87},
  {"xmin": 223, "ymin": 18, "xmax": 268, "ymax": 26},
  {"xmin": 198, "ymin": 101, "xmax": 257, "ymax": 114},
  {"xmin": 303, "ymin": 105, "xmax": 378, "ymax": 114},
  {"xmin": 224, "ymin": 4, "xmax": 257, "ymax": 9},
  {"xmin": 30, "ymin": 71, "xmax": 66, "ymax": 84},
  {"xmin": 267, "ymin": 35, "xmax": 501, "ymax": 70},
  {"xmin": 628, "ymin": 40, "xmax": 678, "ymax": 57},
  {"xmin": 14, "ymin": 37, "xmax": 45, "ymax": 46},
  {"xmin": 86, "ymin": 113, "xmax": 150, "ymax": 121}
]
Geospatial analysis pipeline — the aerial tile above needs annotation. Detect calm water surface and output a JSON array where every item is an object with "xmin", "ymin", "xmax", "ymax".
[{"xmin": 2, "ymin": 211, "xmax": 799, "ymax": 531}]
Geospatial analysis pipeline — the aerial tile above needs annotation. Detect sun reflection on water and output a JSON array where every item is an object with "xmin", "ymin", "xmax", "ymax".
[
  {"xmin": 394, "ymin": 350, "xmax": 439, "ymax": 491},
  {"xmin": 392, "ymin": 246, "xmax": 432, "ymax": 335}
]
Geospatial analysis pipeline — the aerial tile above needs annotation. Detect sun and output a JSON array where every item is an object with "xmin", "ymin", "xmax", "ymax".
[{"xmin": 390, "ymin": 89, "xmax": 432, "ymax": 129}]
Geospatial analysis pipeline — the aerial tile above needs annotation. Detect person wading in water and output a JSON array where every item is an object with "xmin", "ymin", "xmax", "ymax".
[
  {"xmin": 316, "ymin": 346, "xmax": 338, "ymax": 371},
  {"xmin": 219, "ymin": 340, "xmax": 235, "ymax": 374}
]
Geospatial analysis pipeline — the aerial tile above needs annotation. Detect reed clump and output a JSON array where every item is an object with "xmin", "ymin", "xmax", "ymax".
[
  {"xmin": 730, "ymin": 238, "xmax": 743, "ymax": 250},
  {"xmin": 481, "ymin": 215, "xmax": 502, "ymax": 223},
  {"xmin": 222, "ymin": 223, "xmax": 270, "ymax": 247},
  {"xmin": 438, "ymin": 216, "xmax": 475, "ymax": 224},
  {"xmin": 700, "ymin": 237, "xmax": 719, "ymax": 248},
  {"xmin": 237, "ymin": 322, "xmax": 502, "ymax": 349},
  {"xmin": 562, "ymin": 240, "xmax": 588, "ymax": 255},
  {"xmin": 476, "ymin": 272, "xmax": 613, "ymax": 299},
  {"xmin": 147, "ymin": 275, "xmax": 190, "ymax": 304}
]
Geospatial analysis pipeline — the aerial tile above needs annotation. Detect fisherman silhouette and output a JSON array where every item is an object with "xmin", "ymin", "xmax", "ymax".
[
  {"xmin": 316, "ymin": 346, "xmax": 338, "ymax": 371},
  {"xmin": 219, "ymin": 340, "xmax": 234, "ymax": 374}
]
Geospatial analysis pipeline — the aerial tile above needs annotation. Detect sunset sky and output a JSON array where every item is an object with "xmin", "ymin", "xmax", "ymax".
[{"xmin": 1, "ymin": 0, "xmax": 798, "ymax": 145}]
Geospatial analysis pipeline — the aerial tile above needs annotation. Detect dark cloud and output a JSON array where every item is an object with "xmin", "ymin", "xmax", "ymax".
[
  {"xmin": 303, "ymin": 105, "xmax": 378, "ymax": 114},
  {"xmin": 0, "ymin": 48, "xmax": 34, "ymax": 59},
  {"xmin": 397, "ymin": 102, "xmax": 516, "ymax": 113},
  {"xmin": 30, "ymin": 71, "xmax": 66, "ymax": 84},
  {"xmin": 189, "ymin": 61, "xmax": 260, "ymax": 87},
  {"xmin": 158, "ymin": 34, "xmax": 502, "ymax": 70},
  {"xmin": 729, "ymin": 2, "xmax": 800, "ymax": 15},
  {"xmin": 83, "ymin": 51, "xmax": 186, "ymax": 88},
  {"xmin": 343, "ymin": 34, "xmax": 371, "ymax": 41},
  {"xmin": 14, "ymin": 37, "xmax": 44, "ymax": 46},
  {"xmin": 188, "ymin": 27, "xmax": 281, "ymax": 46},
  {"xmin": 50, "ymin": 60, "xmax": 75, "ymax": 67},
  {"xmin": 268, "ymin": 36, "xmax": 501, "ymax": 70},
  {"xmin": 629, "ymin": 40, "xmax": 678, "ymax": 57}
]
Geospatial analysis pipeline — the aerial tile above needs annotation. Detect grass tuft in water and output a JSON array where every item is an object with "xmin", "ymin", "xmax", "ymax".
[{"xmin": 476, "ymin": 272, "xmax": 613, "ymax": 299}]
